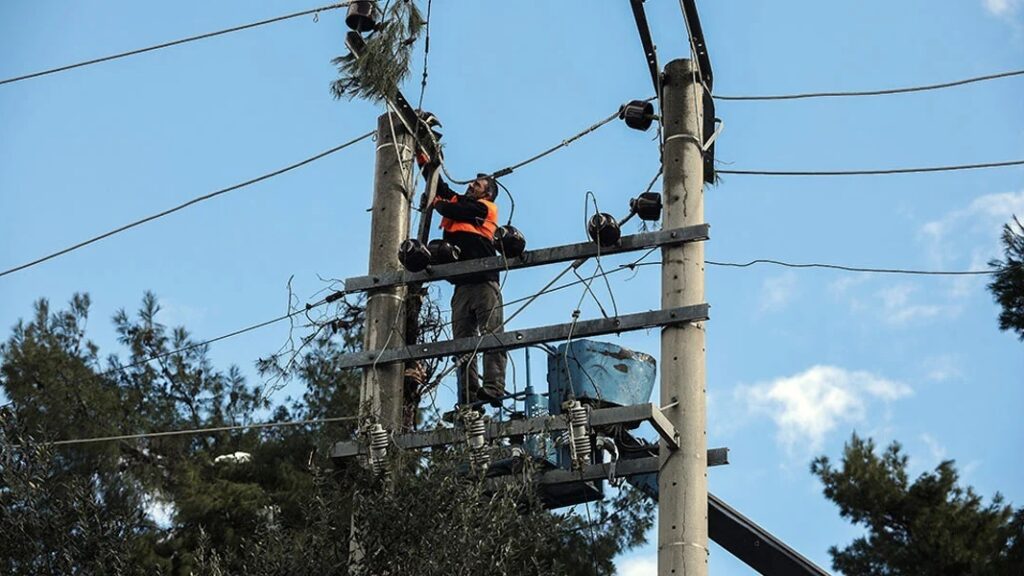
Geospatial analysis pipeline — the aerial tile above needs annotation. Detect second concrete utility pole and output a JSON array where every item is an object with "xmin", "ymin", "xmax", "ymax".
[{"xmin": 659, "ymin": 57, "xmax": 708, "ymax": 576}]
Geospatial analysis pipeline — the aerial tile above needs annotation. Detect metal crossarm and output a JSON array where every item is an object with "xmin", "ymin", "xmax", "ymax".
[
  {"xmin": 333, "ymin": 304, "xmax": 708, "ymax": 370},
  {"xmin": 537, "ymin": 450, "xmax": 729, "ymax": 486},
  {"xmin": 343, "ymin": 225, "xmax": 710, "ymax": 292},
  {"xmin": 331, "ymin": 403, "xmax": 698, "ymax": 460}
]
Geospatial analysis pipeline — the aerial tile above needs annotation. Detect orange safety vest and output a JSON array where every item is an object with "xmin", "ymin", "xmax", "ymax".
[{"xmin": 437, "ymin": 196, "xmax": 499, "ymax": 240}]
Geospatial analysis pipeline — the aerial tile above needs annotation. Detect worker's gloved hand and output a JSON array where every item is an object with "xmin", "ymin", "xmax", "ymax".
[{"xmin": 415, "ymin": 151, "xmax": 431, "ymax": 168}]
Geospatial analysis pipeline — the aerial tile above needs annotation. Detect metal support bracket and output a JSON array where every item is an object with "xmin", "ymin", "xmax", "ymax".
[
  {"xmin": 333, "ymin": 304, "xmax": 709, "ymax": 370},
  {"xmin": 344, "ymin": 224, "xmax": 709, "ymax": 292}
]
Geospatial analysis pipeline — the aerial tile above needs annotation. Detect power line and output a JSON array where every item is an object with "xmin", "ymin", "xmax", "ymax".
[
  {"xmin": 0, "ymin": 131, "xmax": 374, "ymax": 279},
  {"xmin": 90, "ymin": 254, "xmax": 997, "ymax": 385},
  {"xmin": 100, "ymin": 292, "xmax": 347, "ymax": 378},
  {"xmin": 38, "ymin": 415, "xmax": 359, "ymax": 447},
  {"xmin": 0, "ymin": 2, "xmax": 352, "ymax": 86},
  {"xmin": 488, "ymin": 108, "xmax": 626, "ymax": 179},
  {"xmin": 713, "ymin": 68, "xmax": 1024, "ymax": 101},
  {"xmin": 704, "ymin": 259, "xmax": 996, "ymax": 276},
  {"xmin": 436, "ymin": 99, "xmax": 651, "ymax": 185},
  {"xmin": 717, "ymin": 159, "xmax": 1024, "ymax": 177}
]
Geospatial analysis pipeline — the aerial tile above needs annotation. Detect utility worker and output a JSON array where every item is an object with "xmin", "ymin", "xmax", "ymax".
[{"xmin": 418, "ymin": 156, "xmax": 507, "ymax": 407}]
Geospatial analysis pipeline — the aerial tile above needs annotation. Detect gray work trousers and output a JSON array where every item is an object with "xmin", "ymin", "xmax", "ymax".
[{"xmin": 451, "ymin": 281, "xmax": 506, "ymax": 404}]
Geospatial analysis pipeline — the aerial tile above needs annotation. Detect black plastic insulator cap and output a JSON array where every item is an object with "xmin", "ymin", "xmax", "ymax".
[
  {"xmin": 493, "ymin": 225, "xmax": 527, "ymax": 259},
  {"xmin": 619, "ymin": 100, "xmax": 655, "ymax": 131},
  {"xmin": 427, "ymin": 239, "xmax": 461, "ymax": 265},
  {"xmin": 398, "ymin": 239, "xmax": 431, "ymax": 272},
  {"xmin": 587, "ymin": 213, "xmax": 621, "ymax": 247},
  {"xmin": 630, "ymin": 192, "xmax": 663, "ymax": 221},
  {"xmin": 345, "ymin": 1, "xmax": 378, "ymax": 33}
]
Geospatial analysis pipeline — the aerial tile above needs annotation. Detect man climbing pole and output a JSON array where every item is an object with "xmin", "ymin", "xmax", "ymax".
[{"xmin": 416, "ymin": 153, "xmax": 508, "ymax": 408}]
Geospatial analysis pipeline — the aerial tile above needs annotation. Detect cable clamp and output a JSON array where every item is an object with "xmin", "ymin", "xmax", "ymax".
[
  {"xmin": 703, "ymin": 118, "xmax": 724, "ymax": 151},
  {"xmin": 664, "ymin": 132, "xmax": 703, "ymax": 150},
  {"xmin": 366, "ymin": 292, "xmax": 404, "ymax": 305}
]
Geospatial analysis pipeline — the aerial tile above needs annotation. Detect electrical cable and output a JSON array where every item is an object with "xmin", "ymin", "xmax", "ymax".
[
  {"xmin": 713, "ymin": 68, "xmax": 1024, "ymax": 101},
  {"xmin": 102, "ymin": 254, "xmax": 992, "ymax": 392},
  {"xmin": 584, "ymin": 191, "xmax": 619, "ymax": 318},
  {"xmin": 29, "ymin": 415, "xmax": 360, "ymax": 448},
  {"xmin": 487, "ymin": 107, "xmax": 629, "ymax": 180},
  {"xmin": 704, "ymin": 259, "xmax": 998, "ymax": 275},
  {"xmin": 0, "ymin": 2, "xmax": 353, "ymax": 86},
  {"xmin": 432, "ymin": 100, "xmax": 649, "ymax": 186},
  {"xmin": 101, "ymin": 293, "xmax": 340, "ymax": 378},
  {"xmin": 416, "ymin": 0, "xmax": 432, "ymax": 111},
  {"xmin": 0, "ymin": 131, "xmax": 374, "ymax": 278},
  {"xmin": 716, "ymin": 159, "xmax": 1024, "ymax": 177},
  {"xmin": 496, "ymin": 180, "xmax": 516, "ymax": 225}
]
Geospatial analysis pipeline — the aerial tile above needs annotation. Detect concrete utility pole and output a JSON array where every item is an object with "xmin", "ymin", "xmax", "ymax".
[
  {"xmin": 361, "ymin": 111, "xmax": 415, "ymax": 430},
  {"xmin": 349, "ymin": 111, "xmax": 415, "ymax": 574},
  {"xmin": 659, "ymin": 58, "xmax": 708, "ymax": 576}
]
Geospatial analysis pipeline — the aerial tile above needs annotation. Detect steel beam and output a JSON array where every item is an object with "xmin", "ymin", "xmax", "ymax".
[
  {"xmin": 332, "ymin": 403, "xmax": 692, "ymax": 460},
  {"xmin": 343, "ymin": 225, "xmax": 709, "ymax": 292},
  {"xmin": 708, "ymin": 493, "xmax": 831, "ymax": 576},
  {"xmin": 679, "ymin": 0, "xmax": 713, "ymax": 90},
  {"xmin": 628, "ymin": 0, "xmax": 661, "ymax": 94},
  {"xmin": 334, "ymin": 304, "xmax": 708, "ymax": 370}
]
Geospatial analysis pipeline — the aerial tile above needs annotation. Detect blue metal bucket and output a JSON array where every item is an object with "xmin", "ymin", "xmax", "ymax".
[{"xmin": 546, "ymin": 339, "xmax": 657, "ymax": 414}]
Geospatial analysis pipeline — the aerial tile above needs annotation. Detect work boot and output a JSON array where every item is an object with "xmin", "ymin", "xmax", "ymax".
[{"xmin": 476, "ymin": 385, "xmax": 508, "ymax": 408}]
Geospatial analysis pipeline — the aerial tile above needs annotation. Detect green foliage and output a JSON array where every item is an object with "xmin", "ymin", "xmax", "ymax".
[
  {"xmin": 0, "ymin": 409, "xmax": 152, "ymax": 576},
  {"xmin": 331, "ymin": 0, "xmax": 425, "ymax": 103},
  {"xmin": 1, "ymin": 292, "xmax": 655, "ymax": 574},
  {"xmin": 812, "ymin": 433, "xmax": 1023, "ymax": 576},
  {"xmin": 988, "ymin": 216, "xmax": 1024, "ymax": 340}
]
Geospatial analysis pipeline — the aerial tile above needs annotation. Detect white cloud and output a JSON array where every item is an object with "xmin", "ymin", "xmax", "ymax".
[
  {"xmin": 736, "ymin": 365, "xmax": 912, "ymax": 453},
  {"xmin": 759, "ymin": 272, "xmax": 798, "ymax": 313},
  {"xmin": 875, "ymin": 283, "xmax": 950, "ymax": 326},
  {"xmin": 618, "ymin": 554, "xmax": 657, "ymax": 576},
  {"xmin": 921, "ymin": 190, "xmax": 1024, "ymax": 267},
  {"xmin": 156, "ymin": 298, "xmax": 208, "ymax": 328},
  {"xmin": 920, "ymin": 433, "xmax": 948, "ymax": 463},
  {"xmin": 983, "ymin": 0, "xmax": 1023, "ymax": 17},
  {"xmin": 923, "ymin": 354, "xmax": 962, "ymax": 382},
  {"xmin": 909, "ymin": 433, "xmax": 950, "ymax": 475}
]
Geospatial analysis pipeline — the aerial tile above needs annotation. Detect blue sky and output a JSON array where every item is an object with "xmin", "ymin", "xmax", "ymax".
[{"xmin": 1, "ymin": 1, "xmax": 1022, "ymax": 574}]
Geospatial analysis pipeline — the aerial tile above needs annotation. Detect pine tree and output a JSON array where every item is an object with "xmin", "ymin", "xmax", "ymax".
[
  {"xmin": 988, "ymin": 216, "xmax": 1024, "ymax": 340},
  {"xmin": 812, "ymin": 433, "xmax": 1023, "ymax": 576}
]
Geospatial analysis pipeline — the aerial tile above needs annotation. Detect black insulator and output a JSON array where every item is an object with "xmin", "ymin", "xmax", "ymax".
[
  {"xmin": 630, "ymin": 192, "xmax": 663, "ymax": 221},
  {"xmin": 619, "ymin": 99, "xmax": 655, "ymax": 131},
  {"xmin": 417, "ymin": 110, "xmax": 443, "ymax": 142},
  {"xmin": 493, "ymin": 225, "xmax": 527, "ymax": 259},
  {"xmin": 345, "ymin": 1, "xmax": 378, "ymax": 33},
  {"xmin": 398, "ymin": 239, "xmax": 431, "ymax": 272},
  {"xmin": 427, "ymin": 239, "xmax": 461, "ymax": 264},
  {"xmin": 587, "ymin": 213, "xmax": 621, "ymax": 247}
]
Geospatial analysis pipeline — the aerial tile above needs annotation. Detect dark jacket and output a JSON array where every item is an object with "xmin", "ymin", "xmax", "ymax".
[{"xmin": 433, "ymin": 179, "xmax": 499, "ymax": 286}]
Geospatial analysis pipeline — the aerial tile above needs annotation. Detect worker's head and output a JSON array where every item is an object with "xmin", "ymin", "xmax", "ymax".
[{"xmin": 466, "ymin": 174, "xmax": 498, "ymax": 201}]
